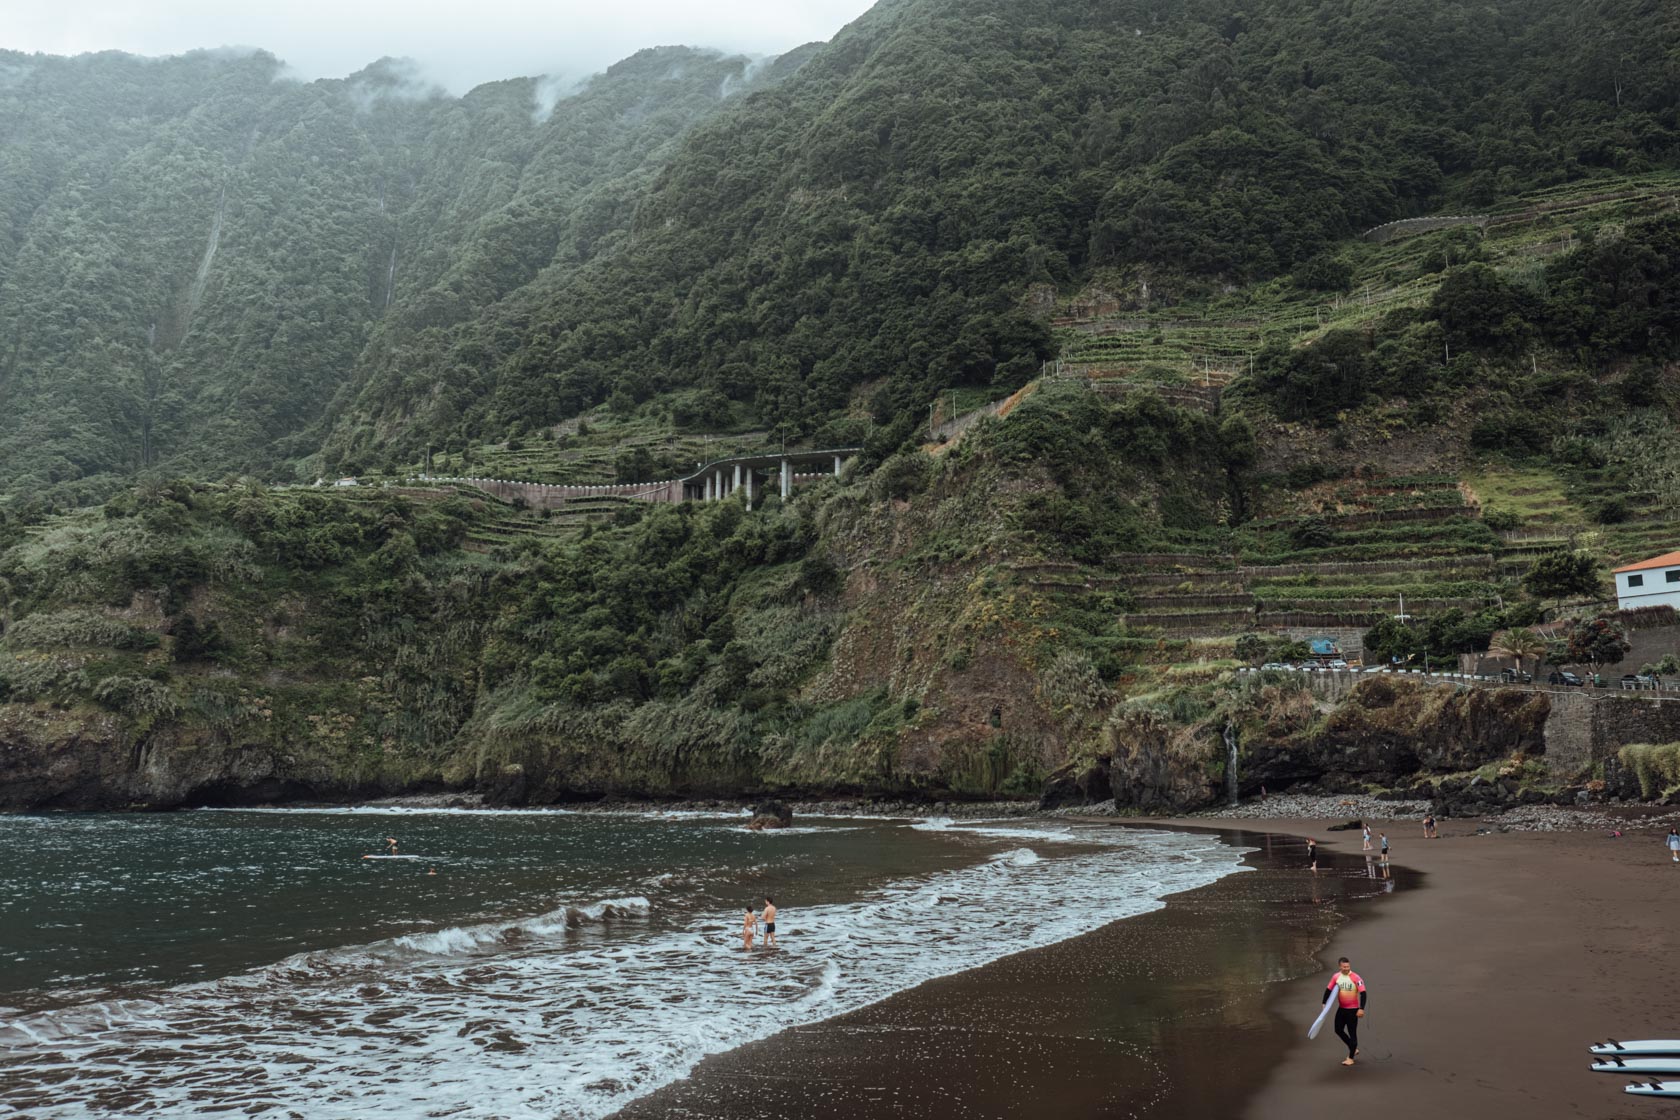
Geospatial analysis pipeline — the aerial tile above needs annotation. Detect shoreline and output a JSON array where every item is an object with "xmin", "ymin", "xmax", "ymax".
[
  {"xmin": 1118, "ymin": 813, "xmax": 1680, "ymax": 1119},
  {"xmin": 611, "ymin": 809, "xmax": 1680, "ymax": 1119},
  {"xmin": 610, "ymin": 822, "xmax": 1397, "ymax": 1119}
]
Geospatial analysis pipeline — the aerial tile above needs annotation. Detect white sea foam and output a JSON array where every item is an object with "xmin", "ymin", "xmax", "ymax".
[{"xmin": 0, "ymin": 824, "xmax": 1246, "ymax": 1120}]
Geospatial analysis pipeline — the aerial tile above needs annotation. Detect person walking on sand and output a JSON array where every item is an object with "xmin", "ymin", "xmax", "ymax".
[
  {"xmin": 761, "ymin": 896, "xmax": 778, "ymax": 948},
  {"xmin": 1307, "ymin": 838, "xmax": 1318, "ymax": 873},
  {"xmin": 1379, "ymin": 832, "xmax": 1390, "ymax": 865},
  {"xmin": 1324, "ymin": 957, "xmax": 1368, "ymax": 1066},
  {"xmin": 741, "ymin": 905, "xmax": 756, "ymax": 951},
  {"xmin": 1667, "ymin": 828, "xmax": 1680, "ymax": 863},
  {"xmin": 1362, "ymin": 824, "xmax": 1372, "ymax": 852}
]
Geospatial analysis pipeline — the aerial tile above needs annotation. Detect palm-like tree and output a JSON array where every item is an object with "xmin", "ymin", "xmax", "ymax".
[{"xmin": 1490, "ymin": 627, "xmax": 1546, "ymax": 675}]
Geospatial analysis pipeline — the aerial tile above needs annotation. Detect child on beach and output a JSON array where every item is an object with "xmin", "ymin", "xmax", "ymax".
[
  {"xmin": 1667, "ymin": 828, "xmax": 1680, "ymax": 863},
  {"xmin": 742, "ymin": 905, "xmax": 756, "ymax": 951}
]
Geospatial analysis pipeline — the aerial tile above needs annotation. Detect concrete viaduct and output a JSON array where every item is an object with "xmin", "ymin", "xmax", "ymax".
[{"xmin": 420, "ymin": 447, "xmax": 860, "ymax": 512}]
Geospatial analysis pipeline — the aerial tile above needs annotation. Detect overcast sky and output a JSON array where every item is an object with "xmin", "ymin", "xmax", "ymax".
[{"xmin": 6, "ymin": 1, "xmax": 876, "ymax": 92}]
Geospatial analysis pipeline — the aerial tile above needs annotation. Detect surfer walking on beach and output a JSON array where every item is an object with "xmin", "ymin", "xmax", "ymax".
[{"xmin": 1324, "ymin": 957, "xmax": 1367, "ymax": 1065}]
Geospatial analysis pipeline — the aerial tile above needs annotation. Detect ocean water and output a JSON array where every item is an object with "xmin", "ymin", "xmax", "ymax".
[{"xmin": 0, "ymin": 808, "xmax": 1248, "ymax": 1119}]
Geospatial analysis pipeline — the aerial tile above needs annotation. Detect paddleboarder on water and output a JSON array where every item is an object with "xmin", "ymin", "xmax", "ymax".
[{"xmin": 1323, "ymin": 957, "xmax": 1368, "ymax": 1065}]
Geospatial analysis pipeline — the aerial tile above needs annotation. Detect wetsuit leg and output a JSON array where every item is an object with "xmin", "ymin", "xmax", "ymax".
[{"xmin": 1333, "ymin": 1007, "xmax": 1359, "ymax": 1058}]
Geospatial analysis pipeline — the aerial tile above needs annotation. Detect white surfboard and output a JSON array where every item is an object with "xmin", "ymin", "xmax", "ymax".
[
  {"xmin": 1591, "ymin": 1039, "xmax": 1680, "ymax": 1057},
  {"xmin": 1593, "ymin": 1058, "xmax": 1680, "ymax": 1076},
  {"xmin": 1308, "ymin": 991, "xmax": 1338, "ymax": 1039},
  {"xmin": 1627, "ymin": 1080, "xmax": 1680, "ymax": 1098}
]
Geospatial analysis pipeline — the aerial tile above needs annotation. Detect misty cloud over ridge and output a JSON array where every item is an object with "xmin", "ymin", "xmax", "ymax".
[{"xmin": 4, "ymin": 0, "xmax": 874, "ymax": 94}]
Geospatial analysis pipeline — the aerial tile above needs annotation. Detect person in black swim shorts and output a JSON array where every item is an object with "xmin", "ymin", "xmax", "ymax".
[{"xmin": 761, "ymin": 896, "xmax": 777, "ymax": 947}]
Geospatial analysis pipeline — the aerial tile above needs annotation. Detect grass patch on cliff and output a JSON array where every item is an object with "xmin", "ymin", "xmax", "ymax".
[{"xmin": 1620, "ymin": 742, "xmax": 1680, "ymax": 798}]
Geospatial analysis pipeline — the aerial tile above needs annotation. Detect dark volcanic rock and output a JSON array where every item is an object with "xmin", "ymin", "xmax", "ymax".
[
  {"xmin": 1038, "ymin": 760, "xmax": 1113, "ymax": 810},
  {"xmin": 746, "ymin": 800, "xmax": 793, "ymax": 830}
]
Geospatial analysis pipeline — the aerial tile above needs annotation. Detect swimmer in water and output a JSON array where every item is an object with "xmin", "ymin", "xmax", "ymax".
[
  {"xmin": 427, "ymin": 867, "xmax": 437, "ymax": 876},
  {"xmin": 742, "ymin": 905, "xmax": 756, "ymax": 951}
]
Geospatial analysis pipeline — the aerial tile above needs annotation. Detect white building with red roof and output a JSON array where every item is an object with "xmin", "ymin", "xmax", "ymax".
[{"xmin": 1614, "ymin": 550, "xmax": 1680, "ymax": 611}]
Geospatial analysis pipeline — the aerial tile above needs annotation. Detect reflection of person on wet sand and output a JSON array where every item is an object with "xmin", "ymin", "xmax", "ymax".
[{"xmin": 742, "ymin": 905, "xmax": 756, "ymax": 951}]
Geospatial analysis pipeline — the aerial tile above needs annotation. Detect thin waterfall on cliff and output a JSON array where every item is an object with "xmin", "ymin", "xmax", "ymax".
[{"xmin": 1224, "ymin": 721, "xmax": 1239, "ymax": 806}]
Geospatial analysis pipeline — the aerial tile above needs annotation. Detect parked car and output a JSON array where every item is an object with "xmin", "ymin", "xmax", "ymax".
[
  {"xmin": 1259, "ymin": 662, "xmax": 1291, "ymax": 671},
  {"xmin": 1326, "ymin": 659, "xmax": 1350, "ymax": 670},
  {"xmin": 1500, "ymin": 668, "xmax": 1533, "ymax": 683},
  {"xmin": 1620, "ymin": 673, "xmax": 1662, "ymax": 690},
  {"xmin": 1547, "ymin": 670, "xmax": 1584, "ymax": 686}
]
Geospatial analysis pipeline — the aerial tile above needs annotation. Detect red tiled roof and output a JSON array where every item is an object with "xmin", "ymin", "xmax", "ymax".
[{"xmin": 1615, "ymin": 550, "xmax": 1680, "ymax": 574}]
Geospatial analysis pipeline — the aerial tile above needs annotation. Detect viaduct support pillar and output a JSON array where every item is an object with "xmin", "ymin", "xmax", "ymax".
[{"xmin": 780, "ymin": 459, "xmax": 791, "ymax": 500}]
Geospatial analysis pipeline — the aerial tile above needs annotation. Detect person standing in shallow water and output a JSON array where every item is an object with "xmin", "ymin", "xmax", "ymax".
[
  {"xmin": 1324, "ymin": 957, "xmax": 1368, "ymax": 1065},
  {"xmin": 741, "ymin": 905, "xmax": 756, "ymax": 951},
  {"xmin": 761, "ymin": 897, "xmax": 778, "ymax": 948}
]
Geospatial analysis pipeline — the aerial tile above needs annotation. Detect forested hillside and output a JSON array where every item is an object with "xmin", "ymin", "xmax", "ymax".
[
  {"xmin": 5, "ymin": 0, "xmax": 1679, "ymax": 503},
  {"xmin": 325, "ymin": 0, "xmax": 1680, "ymax": 469},
  {"xmin": 0, "ymin": 44, "xmax": 801, "ymax": 507}
]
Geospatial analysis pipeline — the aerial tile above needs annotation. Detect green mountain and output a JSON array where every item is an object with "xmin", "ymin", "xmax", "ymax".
[
  {"xmin": 0, "ymin": 44, "xmax": 804, "ymax": 506},
  {"xmin": 5, "ymin": 0, "xmax": 1680, "ymax": 811}
]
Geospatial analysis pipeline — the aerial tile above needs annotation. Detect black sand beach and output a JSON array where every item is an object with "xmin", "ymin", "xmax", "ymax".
[{"xmin": 615, "ymin": 828, "xmax": 1401, "ymax": 1118}]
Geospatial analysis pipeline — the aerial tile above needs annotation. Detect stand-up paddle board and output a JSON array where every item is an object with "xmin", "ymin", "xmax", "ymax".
[
  {"xmin": 361, "ymin": 854, "xmax": 427, "ymax": 860},
  {"xmin": 1591, "ymin": 1039, "xmax": 1680, "ymax": 1057},
  {"xmin": 1308, "ymin": 992, "xmax": 1337, "ymax": 1039},
  {"xmin": 1593, "ymin": 1058, "xmax": 1680, "ymax": 1076},
  {"xmin": 1627, "ymin": 1080, "xmax": 1680, "ymax": 1098}
]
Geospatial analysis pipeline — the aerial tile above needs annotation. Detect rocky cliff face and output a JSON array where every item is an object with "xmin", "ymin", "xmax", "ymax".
[
  {"xmin": 1245, "ymin": 676, "xmax": 1550, "ymax": 793},
  {"xmin": 0, "ymin": 707, "xmax": 425, "ymax": 810},
  {"xmin": 1044, "ymin": 676, "xmax": 1555, "ymax": 814}
]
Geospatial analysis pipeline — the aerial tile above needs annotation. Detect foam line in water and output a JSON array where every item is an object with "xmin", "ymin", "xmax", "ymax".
[{"xmin": 0, "ymin": 826, "xmax": 1247, "ymax": 1120}]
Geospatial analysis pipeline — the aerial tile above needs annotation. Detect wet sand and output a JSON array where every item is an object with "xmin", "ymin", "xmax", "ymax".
[
  {"xmin": 615, "ymin": 813, "xmax": 1680, "ymax": 1119},
  {"xmin": 1232, "ymin": 814, "xmax": 1680, "ymax": 1120},
  {"xmin": 614, "ymin": 828, "xmax": 1399, "ymax": 1118}
]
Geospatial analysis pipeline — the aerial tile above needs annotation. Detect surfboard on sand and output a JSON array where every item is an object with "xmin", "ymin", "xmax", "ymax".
[
  {"xmin": 1591, "ymin": 1039, "xmax": 1680, "ymax": 1057},
  {"xmin": 1626, "ymin": 1080, "xmax": 1680, "ymax": 1098},
  {"xmin": 1308, "ymin": 989, "xmax": 1338, "ymax": 1039},
  {"xmin": 1593, "ymin": 1058, "xmax": 1680, "ymax": 1076}
]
